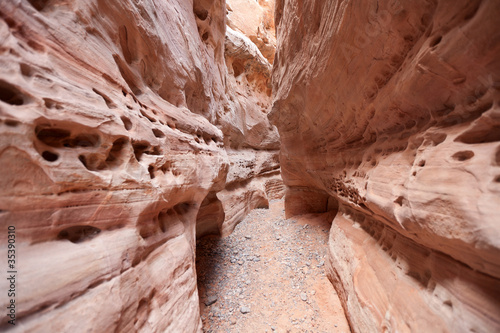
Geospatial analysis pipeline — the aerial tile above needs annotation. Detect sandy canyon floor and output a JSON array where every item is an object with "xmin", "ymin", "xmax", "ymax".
[{"xmin": 196, "ymin": 200, "xmax": 351, "ymax": 333}]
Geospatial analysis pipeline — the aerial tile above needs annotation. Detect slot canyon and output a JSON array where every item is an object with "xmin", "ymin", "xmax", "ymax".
[{"xmin": 0, "ymin": 0, "xmax": 499, "ymax": 332}]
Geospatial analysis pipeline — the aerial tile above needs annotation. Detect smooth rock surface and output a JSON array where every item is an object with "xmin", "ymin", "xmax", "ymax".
[{"xmin": 271, "ymin": 0, "xmax": 500, "ymax": 331}]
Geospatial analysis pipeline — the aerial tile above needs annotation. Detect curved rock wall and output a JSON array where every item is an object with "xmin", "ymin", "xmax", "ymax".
[
  {"xmin": 271, "ymin": 0, "xmax": 500, "ymax": 331},
  {"xmin": 226, "ymin": 0, "xmax": 276, "ymax": 63},
  {"xmin": 215, "ymin": 21, "xmax": 283, "ymax": 237},
  {"xmin": 0, "ymin": 0, "xmax": 281, "ymax": 331}
]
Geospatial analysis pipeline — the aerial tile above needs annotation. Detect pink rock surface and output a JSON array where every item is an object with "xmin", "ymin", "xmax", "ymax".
[
  {"xmin": 213, "ymin": 9, "xmax": 284, "ymax": 237},
  {"xmin": 226, "ymin": 0, "xmax": 276, "ymax": 63},
  {"xmin": 0, "ymin": 0, "xmax": 281, "ymax": 331},
  {"xmin": 271, "ymin": 0, "xmax": 500, "ymax": 331}
]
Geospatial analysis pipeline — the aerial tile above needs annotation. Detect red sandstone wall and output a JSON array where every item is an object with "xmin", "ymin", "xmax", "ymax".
[{"xmin": 271, "ymin": 0, "xmax": 500, "ymax": 331}]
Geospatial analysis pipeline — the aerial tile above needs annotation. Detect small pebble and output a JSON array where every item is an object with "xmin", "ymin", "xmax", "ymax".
[
  {"xmin": 205, "ymin": 295, "xmax": 218, "ymax": 306},
  {"xmin": 196, "ymin": 200, "xmax": 342, "ymax": 331},
  {"xmin": 240, "ymin": 306, "xmax": 251, "ymax": 314}
]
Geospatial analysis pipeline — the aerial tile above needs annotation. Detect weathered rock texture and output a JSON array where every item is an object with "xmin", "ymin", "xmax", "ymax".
[
  {"xmin": 215, "ymin": 4, "xmax": 284, "ymax": 236},
  {"xmin": 0, "ymin": 0, "xmax": 280, "ymax": 331},
  {"xmin": 271, "ymin": 0, "xmax": 500, "ymax": 332},
  {"xmin": 226, "ymin": 0, "xmax": 276, "ymax": 63}
]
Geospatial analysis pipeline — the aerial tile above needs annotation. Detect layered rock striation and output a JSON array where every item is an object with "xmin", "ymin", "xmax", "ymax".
[
  {"xmin": 271, "ymin": 0, "xmax": 500, "ymax": 332},
  {"xmin": 0, "ymin": 0, "xmax": 280, "ymax": 331},
  {"xmin": 215, "ymin": 20, "xmax": 283, "ymax": 237},
  {"xmin": 226, "ymin": 0, "xmax": 276, "ymax": 63}
]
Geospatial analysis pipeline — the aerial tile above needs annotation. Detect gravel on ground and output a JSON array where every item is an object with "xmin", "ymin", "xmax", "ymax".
[{"xmin": 196, "ymin": 199, "xmax": 351, "ymax": 333}]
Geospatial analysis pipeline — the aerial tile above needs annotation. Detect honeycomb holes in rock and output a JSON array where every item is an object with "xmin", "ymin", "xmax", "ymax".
[
  {"xmin": 35, "ymin": 126, "xmax": 103, "ymax": 165},
  {"xmin": 148, "ymin": 165, "xmax": 155, "ymax": 179},
  {"xmin": 132, "ymin": 141, "xmax": 149, "ymax": 161},
  {"xmin": 105, "ymin": 137, "xmax": 129, "ymax": 168},
  {"xmin": 4, "ymin": 119, "xmax": 20, "ymax": 127},
  {"xmin": 194, "ymin": 7, "xmax": 208, "ymax": 21},
  {"xmin": 58, "ymin": 225, "xmax": 101, "ymax": 243},
  {"xmin": 139, "ymin": 203, "xmax": 190, "ymax": 239},
  {"xmin": 135, "ymin": 290, "xmax": 155, "ymax": 329},
  {"xmin": 79, "ymin": 154, "xmax": 105, "ymax": 171},
  {"xmin": 121, "ymin": 116, "xmax": 133, "ymax": 131},
  {"xmin": 152, "ymin": 128, "xmax": 165, "ymax": 138},
  {"xmin": 36, "ymin": 127, "xmax": 71, "ymax": 147},
  {"xmin": 27, "ymin": 0, "xmax": 49, "ymax": 11},
  {"xmin": 232, "ymin": 60, "xmax": 245, "ymax": 77},
  {"xmin": 44, "ymin": 98, "xmax": 63, "ymax": 110},
  {"xmin": 0, "ymin": 80, "xmax": 27, "ymax": 105},
  {"xmin": 394, "ymin": 196, "xmax": 405, "ymax": 206},
  {"xmin": 140, "ymin": 109, "xmax": 156, "ymax": 123},
  {"xmin": 36, "ymin": 126, "xmax": 100, "ymax": 148},
  {"xmin": 456, "ymin": 125, "xmax": 500, "ymax": 144},
  {"xmin": 93, "ymin": 88, "xmax": 117, "ymax": 109},
  {"xmin": 69, "ymin": 134, "xmax": 100, "ymax": 148},
  {"xmin": 20, "ymin": 63, "xmax": 34, "ymax": 77},
  {"xmin": 41, "ymin": 150, "xmax": 59, "ymax": 162},
  {"xmin": 78, "ymin": 137, "xmax": 128, "ymax": 171},
  {"xmin": 452, "ymin": 150, "xmax": 474, "ymax": 161}
]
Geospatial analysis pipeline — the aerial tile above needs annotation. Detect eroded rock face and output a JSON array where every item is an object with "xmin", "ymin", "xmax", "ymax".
[
  {"xmin": 0, "ymin": 0, "xmax": 280, "ymax": 331},
  {"xmin": 271, "ymin": 0, "xmax": 500, "ymax": 331},
  {"xmin": 226, "ymin": 0, "xmax": 276, "ymax": 63},
  {"xmin": 213, "ymin": 6, "xmax": 284, "ymax": 237}
]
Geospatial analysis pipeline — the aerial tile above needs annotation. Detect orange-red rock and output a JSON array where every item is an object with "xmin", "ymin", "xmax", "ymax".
[
  {"xmin": 226, "ymin": 0, "xmax": 276, "ymax": 63},
  {"xmin": 271, "ymin": 0, "xmax": 500, "ymax": 331},
  {"xmin": 0, "ymin": 0, "xmax": 281, "ymax": 331},
  {"xmin": 214, "ymin": 5, "xmax": 283, "ymax": 237}
]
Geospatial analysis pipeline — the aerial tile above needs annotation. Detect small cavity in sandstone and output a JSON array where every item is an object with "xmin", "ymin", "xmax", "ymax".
[
  {"xmin": 58, "ymin": 225, "xmax": 101, "ymax": 243},
  {"xmin": 452, "ymin": 150, "xmax": 474, "ymax": 161},
  {"xmin": 0, "ymin": 80, "xmax": 25, "ymax": 105},
  {"xmin": 41, "ymin": 150, "xmax": 58, "ymax": 162}
]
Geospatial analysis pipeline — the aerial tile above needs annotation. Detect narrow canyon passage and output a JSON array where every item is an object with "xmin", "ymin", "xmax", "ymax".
[
  {"xmin": 196, "ymin": 200, "xmax": 350, "ymax": 332},
  {"xmin": 1, "ymin": 0, "xmax": 500, "ymax": 332}
]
